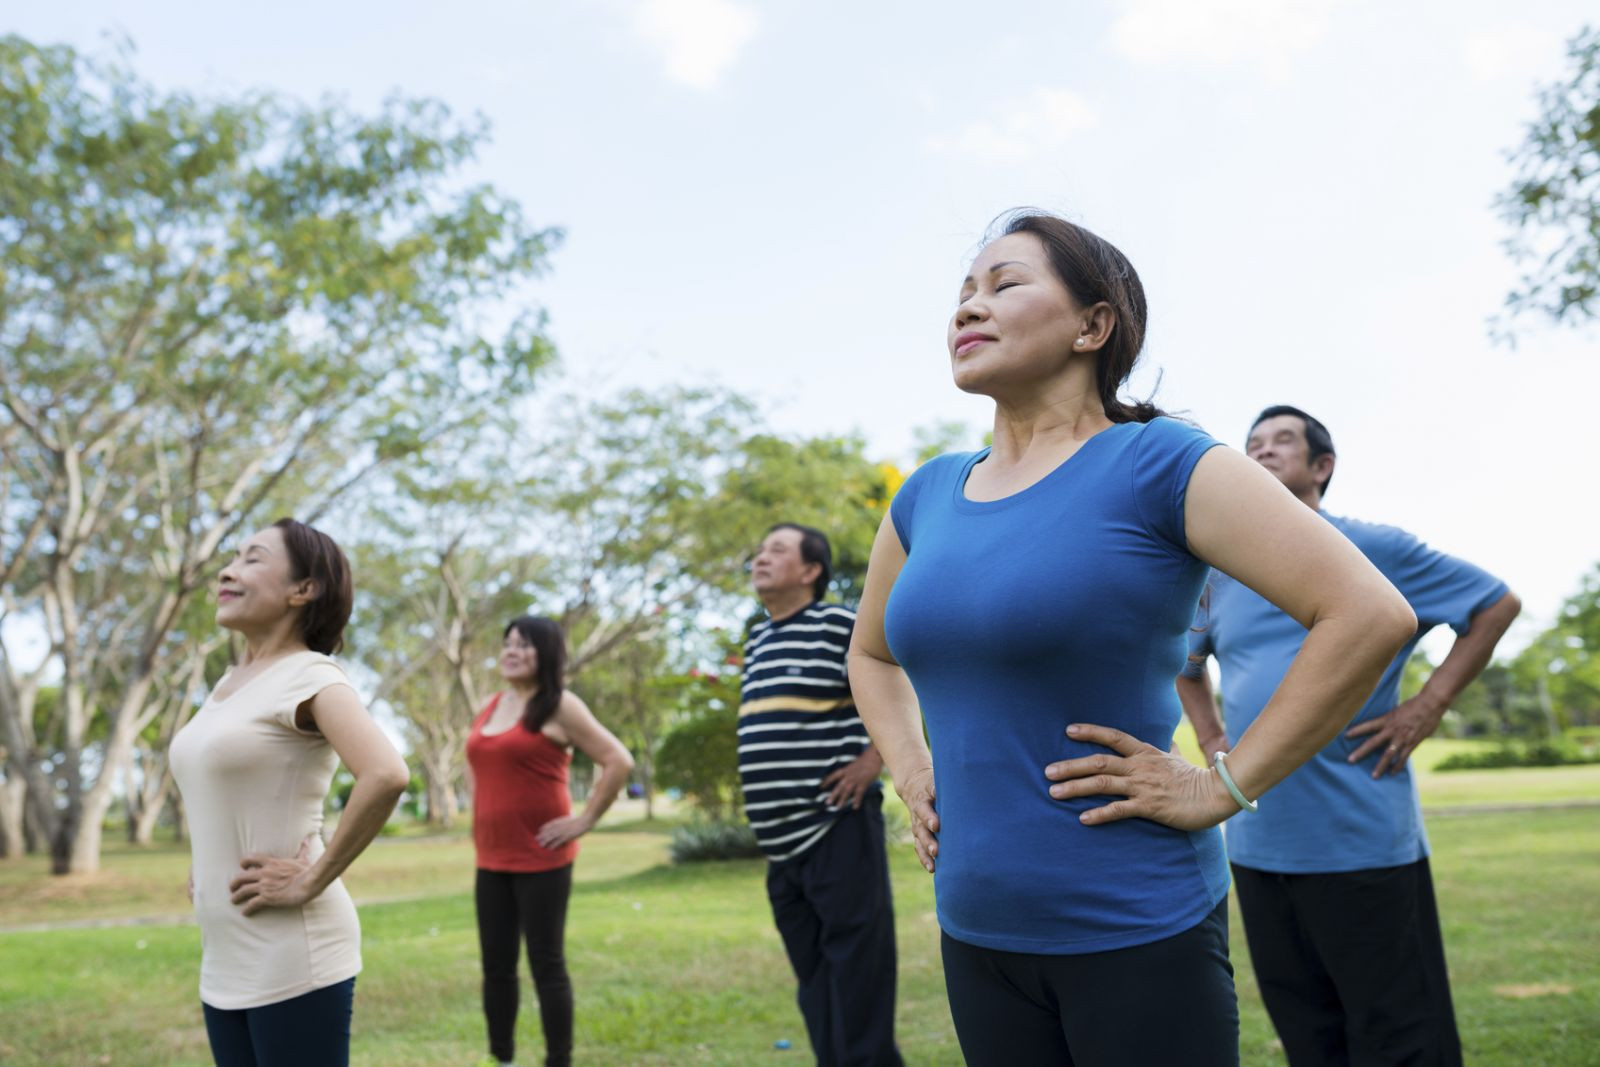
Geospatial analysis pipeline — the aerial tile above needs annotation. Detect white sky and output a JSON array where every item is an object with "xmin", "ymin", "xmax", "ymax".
[{"xmin": 10, "ymin": 0, "xmax": 1598, "ymax": 659}]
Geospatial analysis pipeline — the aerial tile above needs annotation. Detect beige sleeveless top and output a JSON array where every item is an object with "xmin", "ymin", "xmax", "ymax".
[{"xmin": 169, "ymin": 651, "xmax": 362, "ymax": 1008}]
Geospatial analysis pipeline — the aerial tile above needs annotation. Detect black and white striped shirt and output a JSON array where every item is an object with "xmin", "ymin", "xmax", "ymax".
[{"xmin": 738, "ymin": 601, "xmax": 873, "ymax": 862}]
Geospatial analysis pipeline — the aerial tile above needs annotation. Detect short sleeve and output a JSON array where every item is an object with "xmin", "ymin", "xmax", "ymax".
[
  {"xmin": 1131, "ymin": 417, "xmax": 1224, "ymax": 555},
  {"xmin": 890, "ymin": 453, "xmax": 960, "ymax": 553},
  {"xmin": 1363, "ymin": 526, "xmax": 1508, "ymax": 636},
  {"xmin": 273, "ymin": 654, "xmax": 355, "ymax": 734}
]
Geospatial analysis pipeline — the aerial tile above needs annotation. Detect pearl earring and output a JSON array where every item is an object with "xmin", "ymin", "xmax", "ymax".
[{"xmin": 1074, "ymin": 338, "xmax": 1086, "ymax": 347}]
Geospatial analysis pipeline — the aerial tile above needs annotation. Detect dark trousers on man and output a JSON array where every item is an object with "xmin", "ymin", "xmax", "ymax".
[
  {"xmin": 1233, "ymin": 859, "xmax": 1462, "ymax": 1067},
  {"xmin": 765, "ymin": 792, "xmax": 903, "ymax": 1067}
]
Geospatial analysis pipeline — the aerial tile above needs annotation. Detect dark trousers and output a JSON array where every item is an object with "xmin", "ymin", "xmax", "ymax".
[
  {"xmin": 201, "ymin": 977, "xmax": 355, "ymax": 1067},
  {"xmin": 476, "ymin": 865, "xmax": 575, "ymax": 1067},
  {"xmin": 940, "ymin": 898, "xmax": 1238, "ymax": 1066},
  {"xmin": 766, "ymin": 793, "xmax": 903, "ymax": 1067},
  {"xmin": 1233, "ymin": 859, "xmax": 1462, "ymax": 1067}
]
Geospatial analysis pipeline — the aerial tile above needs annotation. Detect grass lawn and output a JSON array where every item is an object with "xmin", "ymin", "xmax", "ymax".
[{"xmin": 2, "ymin": 767, "xmax": 1596, "ymax": 1065}]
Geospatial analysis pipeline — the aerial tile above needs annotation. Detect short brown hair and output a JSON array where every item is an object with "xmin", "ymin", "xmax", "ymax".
[{"xmin": 272, "ymin": 518, "xmax": 353, "ymax": 655}]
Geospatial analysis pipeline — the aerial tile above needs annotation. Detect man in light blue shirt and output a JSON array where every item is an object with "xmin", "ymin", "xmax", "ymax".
[{"xmin": 1179, "ymin": 405, "xmax": 1520, "ymax": 1067}]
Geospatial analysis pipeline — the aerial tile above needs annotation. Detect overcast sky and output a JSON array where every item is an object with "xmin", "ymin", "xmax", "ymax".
[{"xmin": 11, "ymin": 0, "xmax": 1598, "ymax": 658}]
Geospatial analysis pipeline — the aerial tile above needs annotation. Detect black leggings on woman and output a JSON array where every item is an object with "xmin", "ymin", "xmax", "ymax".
[
  {"xmin": 476, "ymin": 865, "xmax": 574, "ymax": 1067},
  {"xmin": 940, "ymin": 898, "xmax": 1238, "ymax": 1066},
  {"xmin": 201, "ymin": 977, "xmax": 355, "ymax": 1067}
]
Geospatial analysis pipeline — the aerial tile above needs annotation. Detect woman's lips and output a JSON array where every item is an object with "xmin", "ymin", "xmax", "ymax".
[{"xmin": 954, "ymin": 333, "xmax": 993, "ymax": 357}]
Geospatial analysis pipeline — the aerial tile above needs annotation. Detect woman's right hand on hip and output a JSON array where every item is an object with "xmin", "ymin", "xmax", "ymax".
[{"xmin": 896, "ymin": 765, "xmax": 939, "ymax": 873}]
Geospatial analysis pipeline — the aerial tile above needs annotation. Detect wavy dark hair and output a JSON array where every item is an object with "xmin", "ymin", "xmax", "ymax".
[
  {"xmin": 992, "ymin": 210, "xmax": 1164, "ymax": 423},
  {"xmin": 271, "ymin": 518, "xmax": 353, "ymax": 655},
  {"xmin": 503, "ymin": 615, "xmax": 567, "ymax": 733}
]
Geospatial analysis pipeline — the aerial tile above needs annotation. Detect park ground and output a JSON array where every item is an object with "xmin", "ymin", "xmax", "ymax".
[{"xmin": 1, "ymin": 740, "xmax": 1597, "ymax": 1066}]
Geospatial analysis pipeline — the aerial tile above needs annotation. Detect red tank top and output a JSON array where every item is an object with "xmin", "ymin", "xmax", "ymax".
[{"xmin": 466, "ymin": 694, "xmax": 579, "ymax": 872}]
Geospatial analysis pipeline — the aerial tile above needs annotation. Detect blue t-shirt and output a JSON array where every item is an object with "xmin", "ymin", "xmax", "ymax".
[
  {"xmin": 885, "ymin": 417, "xmax": 1230, "ymax": 955},
  {"xmin": 1186, "ymin": 515, "xmax": 1508, "ymax": 874}
]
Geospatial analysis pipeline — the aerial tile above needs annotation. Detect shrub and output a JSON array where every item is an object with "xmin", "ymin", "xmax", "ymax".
[
  {"xmin": 1565, "ymin": 726, "xmax": 1600, "ymax": 754},
  {"xmin": 656, "ymin": 705, "xmax": 741, "ymax": 819},
  {"xmin": 1434, "ymin": 737, "xmax": 1600, "ymax": 771},
  {"xmin": 669, "ymin": 820, "xmax": 763, "ymax": 863}
]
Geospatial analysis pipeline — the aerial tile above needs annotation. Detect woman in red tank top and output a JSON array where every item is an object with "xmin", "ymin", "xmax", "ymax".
[{"xmin": 466, "ymin": 615, "xmax": 634, "ymax": 1067}]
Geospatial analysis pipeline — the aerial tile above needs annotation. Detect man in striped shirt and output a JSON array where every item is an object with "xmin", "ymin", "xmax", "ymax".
[{"xmin": 740, "ymin": 522, "xmax": 902, "ymax": 1067}]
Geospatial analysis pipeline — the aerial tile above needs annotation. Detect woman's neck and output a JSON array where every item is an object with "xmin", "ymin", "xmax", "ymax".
[
  {"xmin": 238, "ymin": 620, "xmax": 309, "ymax": 665},
  {"xmin": 989, "ymin": 377, "xmax": 1110, "ymax": 465},
  {"xmin": 506, "ymin": 680, "xmax": 539, "ymax": 706}
]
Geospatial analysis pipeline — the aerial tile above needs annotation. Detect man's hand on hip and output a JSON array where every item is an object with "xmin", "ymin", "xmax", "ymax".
[
  {"xmin": 822, "ymin": 747, "xmax": 883, "ymax": 810},
  {"xmin": 1345, "ymin": 695, "xmax": 1444, "ymax": 778}
]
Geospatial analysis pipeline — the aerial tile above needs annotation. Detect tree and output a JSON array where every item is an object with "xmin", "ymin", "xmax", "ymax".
[
  {"xmin": 352, "ymin": 520, "xmax": 539, "ymax": 830},
  {"xmin": 715, "ymin": 433, "xmax": 899, "ymax": 606},
  {"xmin": 1497, "ymin": 25, "xmax": 1600, "ymax": 337},
  {"xmin": 0, "ymin": 36, "xmax": 558, "ymax": 872},
  {"xmin": 120, "ymin": 610, "xmax": 225, "ymax": 845},
  {"xmin": 655, "ymin": 666, "xmax": 744, "ymax": 820},
  {"xmin": 528, "ymin": 386, "xmax": 761, "ymax": 672},
  {"xmin": 1511, "ymin": 563, "xmax": 1600, "ymax": 730},
  {"xmin": 575, "ymin": 627, "xmax": 676, "ymax": 819}
]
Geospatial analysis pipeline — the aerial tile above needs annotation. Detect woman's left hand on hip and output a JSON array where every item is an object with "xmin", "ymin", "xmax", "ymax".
[
  {"xmin": 230, "ymin": 835, "xmax": 319, "ymax": 915},
  {"xmin": 1044, "ymin": 723, "xmax": 1235, "ymax": 831}
]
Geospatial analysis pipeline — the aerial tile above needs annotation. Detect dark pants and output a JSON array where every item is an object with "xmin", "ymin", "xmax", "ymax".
[
  {"xmin": 940, "ymin": 898, "xmax": 1238, "ymax": 1066},
  {"xmin": 476, "ymin": 865, "xmax": 575, "ymax": 1067},
  {"xmin": 1233, "ymin": 859, "xmax": 1462, "ymax": 1067},
  {"xmin": 766, "ymin": 793, "xmax": 903, "ymax": 1067},
  {"xmin": 201, "ymin": 977, "xmax": 355, "ymax": 1067}
]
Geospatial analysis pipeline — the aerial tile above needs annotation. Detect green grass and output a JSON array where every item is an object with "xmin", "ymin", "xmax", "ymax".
[{"xmin": 2, "ymin": 793, "xmax": 1597, "ymax": 1064}]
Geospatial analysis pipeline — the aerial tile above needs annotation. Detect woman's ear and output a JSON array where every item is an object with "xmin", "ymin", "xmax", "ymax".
[
  {"xmin": 288, "ymin": 579, "xmax": 321, "ymax": 608},
  {"xmin": 1075, "ymin": 301, "xmax": 1117, "ymax": 354}
]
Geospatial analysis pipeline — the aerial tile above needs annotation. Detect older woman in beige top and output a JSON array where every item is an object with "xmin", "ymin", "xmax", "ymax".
[{"xmin": 170, "ymin": 518, "xmax": 408, "ymax": 1067}]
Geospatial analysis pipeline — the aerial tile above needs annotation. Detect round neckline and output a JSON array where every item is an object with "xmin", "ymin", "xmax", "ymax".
[
  {"xmin": 209, "ymin": 650, "xmax": 314, "ymax": 705},
  {"xmin": 952, "ymin": 421, "xmax": 1132, "ymax": 513}
]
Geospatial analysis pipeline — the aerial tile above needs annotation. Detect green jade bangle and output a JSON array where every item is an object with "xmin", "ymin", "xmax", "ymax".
[{"xmin": 1213, "ymin": 751, "xmax": 1259, "ymax": 813}]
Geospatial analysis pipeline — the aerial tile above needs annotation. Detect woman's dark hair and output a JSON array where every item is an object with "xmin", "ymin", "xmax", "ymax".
[
  {"xmin": 271, "ymin": 518, "xmax": 353, "ymax": 655},
  {"xmin": 503, "ymin": 615, "xmax": 567, "ymax": 733},
  {"xmin": 994, "ymin": 210, "xmax": 1163, "ymax": 423},
  {"xmin": 767, "ymin": 522, "xmax": 832, "ymax": 601}
]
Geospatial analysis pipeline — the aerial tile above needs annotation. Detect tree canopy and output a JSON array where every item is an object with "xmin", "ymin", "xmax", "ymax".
[{"xmin": 1497, "ymin": 25, "xmax": 1600, "ymax": 336}]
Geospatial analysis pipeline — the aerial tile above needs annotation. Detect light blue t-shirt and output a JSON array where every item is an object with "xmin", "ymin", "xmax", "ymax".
[
  {"xmin": 885, "ymin": 417, "xmax": 1230, "ymax": 955},
  {"xmin": 1185, "ymin": 515, "xmax": 1508, "ymax": 874}
]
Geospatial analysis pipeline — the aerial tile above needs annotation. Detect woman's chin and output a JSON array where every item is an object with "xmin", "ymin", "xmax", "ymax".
[{"xmin": 951, "ymin": 367, "xmax": 999, "ymax": 398}]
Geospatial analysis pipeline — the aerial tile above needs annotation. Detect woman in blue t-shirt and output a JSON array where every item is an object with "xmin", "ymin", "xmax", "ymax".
[{"xmin": 847, "ymin": 210, "xmax": 1418, "ymax": 1066}]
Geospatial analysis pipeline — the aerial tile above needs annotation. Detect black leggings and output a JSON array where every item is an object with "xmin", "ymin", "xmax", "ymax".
[
  {"xmin": 940, "ymin": 898, "xmax": 1238, "ymax": 1067},
  {"xmin": 201, "ymin": 977, "xmax": 355, "ymax": 1067},
  {"xmin": 476, "ymin": 865, "xmax": 574, "ymax": 1067}
]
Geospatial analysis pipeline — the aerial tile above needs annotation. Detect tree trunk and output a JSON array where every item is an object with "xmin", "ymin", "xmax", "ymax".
[
  {"xmin": 126, "ymin": 748, "xmax": 174, "ymax": 847},
  {"xmin": 424, "ymin": 767, "xmax": 457, "ymax": 829},
  {"xmin": 23, "ymin": 785, "xmax": 47, "ymax": 854},
  {"xmin": 130, "ymin": 787, "xmax": 166, "ymax": 845},
  {"xmin": 0, "ymin": 774, "xmax": 24, "ymax": 858},
  {"xmin": 63, "ymin": 789, "xmax": 110, "ymax": 874},
  {"xmin": 416, "ymin": 746, "xmax": 459, "ymax": 829},
  {"xmin": 57, "ymin": 672, "xmax": 159, "ymax": 873}
]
